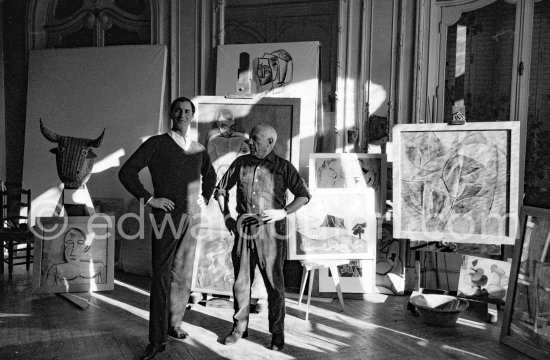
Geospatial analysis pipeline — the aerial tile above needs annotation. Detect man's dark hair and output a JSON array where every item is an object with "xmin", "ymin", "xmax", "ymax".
[{"xmin": 171, "ymin": 97, "xmax": 196, "ymax": 114}]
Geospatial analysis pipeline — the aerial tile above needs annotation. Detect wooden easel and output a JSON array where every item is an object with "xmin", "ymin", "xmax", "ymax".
[{"xmin": 297, "ymin": 259, "xmax": 347, "ymax": 322}]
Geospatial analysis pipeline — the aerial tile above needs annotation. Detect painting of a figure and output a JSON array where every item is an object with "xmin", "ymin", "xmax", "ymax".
[
  {"xmin": 393, "ymin": 122, "xmax": 520, "ymax": 244},
  {"xmin": 500, "ymin": 206, "xmax": 550, "ymax": 359},
  {"xmin": 33, "ymin": 216, "xmax": 114, "ymax": 293},
  {"xmin": 310, "ymin": 153, "xmax": 387, "ymax": 216},
  {"xmin": 192, "ymin": 96, "xmax": 300, "ymax": 231},
  {"xmin": 191, "ymin": 229, "xmax": 266, "ymax": 298},
  {"xmin": 206, "ymin": 106, "xmax": 250, "ymax": 183},
  {"xmin": 289, "ymin": 190, "xmax": 377, "ymax": 260},
  {"xmin": 458, "ymin": 255, "xmax": 511, "ymax": 306}
]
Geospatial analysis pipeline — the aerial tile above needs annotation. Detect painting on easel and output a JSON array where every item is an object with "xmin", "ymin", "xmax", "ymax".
[
  {"xmin": 288, "ymin": 189, "xmax": 377, "ymax": 260},
  {"xmin": 393, "ymin": 121, "xmax": 521, "ymax": 245},
  {"xmin": 32, "ymin": 216, "xmax": 115, "ymax": 293},
  {"xmin": 500, "ymin": 206, "xmax": 550, "ymax": 359}
]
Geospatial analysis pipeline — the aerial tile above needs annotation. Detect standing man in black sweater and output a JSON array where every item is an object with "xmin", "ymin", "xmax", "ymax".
[{"xmin": 119, "ymin": 97, "xmax": 216, "ymax": 360}]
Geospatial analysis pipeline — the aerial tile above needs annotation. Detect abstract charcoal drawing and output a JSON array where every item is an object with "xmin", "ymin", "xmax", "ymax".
[{"xmin": 393, "ymin": 122, "xmax": 520, "ymax": 244}]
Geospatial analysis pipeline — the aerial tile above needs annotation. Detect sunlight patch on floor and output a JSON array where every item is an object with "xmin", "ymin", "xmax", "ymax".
[
  {"xmin": 0, "ymin": 313, "xmax": 32, "ymax": 317},
  {"xmin": 114, "ymin": 279, "xmax": 150, "ymax": 296},
  {"xmin": 91, "ymin": 292, "xmax": 149, "ymax": 320},
  {"xmin": 295, "ymin": 300, "xmax": 489, "ymax": 359},
  {"xmin": 457, "ymin": 317, "xmax": 487, "ymax": 330}
]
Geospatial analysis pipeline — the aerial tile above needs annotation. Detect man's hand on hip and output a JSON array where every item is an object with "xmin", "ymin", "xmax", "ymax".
[
  {"xmin": 148, "ymin": 197, "xmax": 175, "ymax": 212},
  {"xmin": 262, "ymin": 209, "xmax": 287, "ymax": 223}
]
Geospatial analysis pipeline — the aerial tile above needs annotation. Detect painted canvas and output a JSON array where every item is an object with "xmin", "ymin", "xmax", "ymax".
[
  {"xmin": 191, "ymin": 96, "xmax": 301, "ymax": 230},
  {"xmin": 457, "ymin": 255, "xmax": 511, "ymax": 306},
  {"xmin": 289, "ymin": 189, "xmax": 377, "ymax": 260},
  {"xmin": 319, "ymin": 260, "xmax": 376, "ymax": 294},
  {"xmin": 309, "ymin": 153, "xmax": 387, "ymax": 216},
  {"xmin": 216, "ymin": 42, "xmax": 319, "ymax": 180},
  {"xmin": 375, "ymin": 222, "xmax": 406, "ymax": 295},
  {"xmin": 319, "ymin": 222, "xmax": 405, "ymax": 295},
  {"xmin": 33, "ymin": 216, "xmax": 115, "ymax": 293},
  {"xmin": 393, "ymin": 122, "xmax": 520, "ymax": 244},
  {"xmin": 191, "ymin": 228, "xmax": 267, "ymax": 298},
  {"xmin": 500, "ymin": 206, "xmax": 550, "ymax": 359}
]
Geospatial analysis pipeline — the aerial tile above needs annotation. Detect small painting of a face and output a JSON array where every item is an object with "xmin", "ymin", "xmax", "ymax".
[
  {"xmin": 257, "ymin": 58, "xmax": 273, "ymax": 85},
  {"xmin": 216, "ymin": 108, "xmax": 236, "ymax": 138}
]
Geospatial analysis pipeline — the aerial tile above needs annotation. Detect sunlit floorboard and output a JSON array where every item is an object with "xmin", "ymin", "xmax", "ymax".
[{"xmin": 0, "ymin": 266, "xmax": 533, "ymax": 360}]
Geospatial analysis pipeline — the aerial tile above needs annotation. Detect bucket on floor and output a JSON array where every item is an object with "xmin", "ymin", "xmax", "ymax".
[{"xmin": 409, "ymin": 294, "xmax": 469, "ymax": 327}]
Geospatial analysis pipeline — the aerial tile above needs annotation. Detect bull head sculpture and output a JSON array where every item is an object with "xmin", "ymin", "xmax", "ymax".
[{"xmin": 40, "ymin": 119, "xmax": 106, "ymax": 189}]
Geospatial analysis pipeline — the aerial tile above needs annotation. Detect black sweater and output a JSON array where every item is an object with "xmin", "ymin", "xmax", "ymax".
[{"xmin": 118, "ymin": 133, "xmax": 217, "ymax": 214}]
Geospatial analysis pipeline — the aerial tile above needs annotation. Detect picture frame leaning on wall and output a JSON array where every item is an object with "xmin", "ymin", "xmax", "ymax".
[{"xmin": 500, "ymin": 206, "xmax": 550, "ymax": 359}]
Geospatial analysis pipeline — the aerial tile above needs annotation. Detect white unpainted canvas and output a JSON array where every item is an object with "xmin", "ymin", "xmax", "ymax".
[{"xmin": 24, "ymin": 45, "xmax": 167, "ymax": 223}]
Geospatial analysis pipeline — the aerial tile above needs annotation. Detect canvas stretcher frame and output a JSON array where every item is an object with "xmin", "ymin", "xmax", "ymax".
[{"xmin": 500, "ymin": 206, "xmax": 550, "ymax": 359}]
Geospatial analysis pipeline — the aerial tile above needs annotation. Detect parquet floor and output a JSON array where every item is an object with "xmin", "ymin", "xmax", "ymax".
[{"xmin": 0, "ymin": 265, "xmax": 533, "ymax": 360}]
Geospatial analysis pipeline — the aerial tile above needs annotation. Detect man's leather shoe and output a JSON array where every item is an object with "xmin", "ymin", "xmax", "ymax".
[
  {"xmin": 139, "ymin": 342, "xmax": 166, "ymax": 360},
  {"xmin": 167, "ymin": 326, "xmax": 189, "ymax": 340},
  {"xmin": 270, "ymin": 333, "xmax": 284, "ymax": 351},
  {"xmin": 223, "ymin": 329, "xmax": 248, "ymax": 345}
]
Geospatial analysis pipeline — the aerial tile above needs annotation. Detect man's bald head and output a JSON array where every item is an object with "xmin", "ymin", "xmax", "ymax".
[
  {"xmin": 248, "ymin": 124, "xmax": 278, "ymax": 159},
  {"xmin": 252, "ymin": 124, "xmax": 277, "ymax": 143}
]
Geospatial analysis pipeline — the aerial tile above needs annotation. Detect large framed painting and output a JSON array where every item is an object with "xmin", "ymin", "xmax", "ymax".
[
  {"xmin": 191, "ymin": 96, "xmax": 301, "ymax": 230},
  {"xmin": 500, "ymin": 206, "xmax": 550, "ymax": 359},
  {"xmin": 191, "ymin": 228, "xmax": 267, "ymax": 298},
  {"xmin": 289, "ymin": 189, "xmax": 377, "ymax": 260},
  {"xmin": 216, "ymin": 42, "xmax": 319, "ymax": 181},
  {"xmin": 309, "ymin": 153, "xmax": 387, "ymax": 217},
  {"xmin": 33, "ymin": 216, "xmax": 115, "ymax": 293},
  {"xmin": 393, "ymin": 121, "xmax": 521, "ymax": 244}
]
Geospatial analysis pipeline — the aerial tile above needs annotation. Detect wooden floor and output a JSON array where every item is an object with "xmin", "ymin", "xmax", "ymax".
[{"xmin": 0, "ymin": 265, "xmax": 532, "ymax": 360}]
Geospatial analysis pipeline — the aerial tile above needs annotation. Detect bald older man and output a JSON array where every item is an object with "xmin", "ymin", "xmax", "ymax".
[{"xmin": 215, "ymin": 124, "xmax": 310, "ymax": 351}]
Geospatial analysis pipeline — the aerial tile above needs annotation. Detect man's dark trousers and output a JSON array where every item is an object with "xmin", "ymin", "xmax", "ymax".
[
  {"xmin": 231, "ymin": 218, "xmax": 286, "ymax": 335},
  {"xmin": 149, "ymin": 212, "xmax": 196, "ymax": 344}
]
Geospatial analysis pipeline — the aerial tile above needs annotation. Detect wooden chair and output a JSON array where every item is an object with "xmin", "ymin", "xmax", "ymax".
[{"xmin": 0, "ymin": 183, "xmax": 34, "ymax": 279}]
